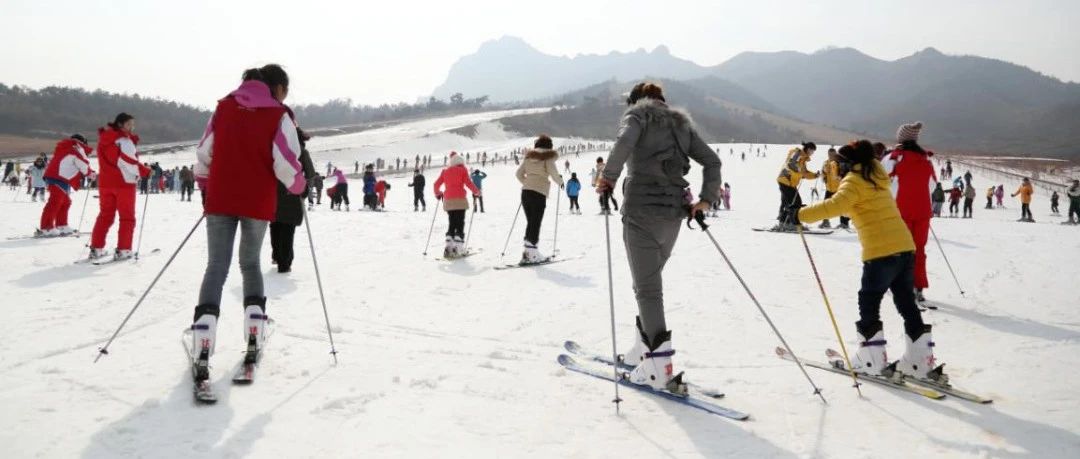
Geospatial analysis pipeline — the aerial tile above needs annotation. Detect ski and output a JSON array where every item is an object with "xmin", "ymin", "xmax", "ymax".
[
  {"xmin": 825, "ymin": 350, "xmax": 992, "ymax": 404},
  {"xmin": 74, "ymin": 250, "xmax": 112, "ymax": 265},
  {"xmin": 7, "ymin": 231, "xmax": 85, "ymax": 241},
  {"xmin": 563, "ymin": 340, "xmax": 724, "ymax": 399},
  {"xmin": 774, "ymin": 346, "xmax": 945, "ymax": 399},
  {"xmin": 91, "ymin": 248, "xmax": 161, "ymax": 266},
  {"xmin": 435, "ymin": 248, "xmax": 482, "ymax": 261},
  {"xmin": 494, "ymin": 254, "xmax": 584, "ymax": 270},
  {"xmin": 180, "ymin": 328, "xmax": 217, "ymax": 404},
  {"xmin": 557, "ymin": 355, "xmax": 749, "ymax": 421},
  {"xmin": 752, "ymin": 227, "xmax": 833, "ymax": 235}
]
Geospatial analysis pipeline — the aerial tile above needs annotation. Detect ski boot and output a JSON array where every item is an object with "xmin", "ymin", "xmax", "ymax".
[
  {"xmin": 88, "ymin": 248, "xmax": 109, "ymax": 261},
  {"xmin": 627, "ymin": 330, "xmax": 686, "ymax": 395},
  {"xmin": 818, "ymin": 220, "xmax": 832, "ymax": 229},
  {"xmin": 114, "ymin": 249, "xmax": 134, "ymax": 261},
  {"xmin": 521, "ymin": 241, "xmax": 546, "ymax": 264},
  {"xmin": 617, "ymin": 317, "xmax": 650, "ymax": 367},
  {"xmin": 848, "ymin": 321, "xmax": 890, "ymax": 377},
  {"xmin": 191, "ymin": 305, "xmax": 219, "ymax": 376},
  {"xmin": 443, "ymin": 236, "xmax": 456, "ymax": 259},
  {"xmin": 837, "ymin": 222, "xmax": 850, "ymax": 230},
  {"xmin": 242, "ymin": 297, "xmax": 268, "ymax": 366},
  {"xmin": 895, "ymin": 325, "xmax": 946, "ymax": 384},
  {"xmin": 56, "ymin": 226, "xmax": 76, "ymax": 236},
  {"xmin": 35, "ymin": 228, "xmax": 60, "ymax": 238}
]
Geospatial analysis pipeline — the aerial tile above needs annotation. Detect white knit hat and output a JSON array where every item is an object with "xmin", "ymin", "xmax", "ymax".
[
  {"xmin": 449, "ymin": 151, "xmax": 464, "ymax": 166},
  {"xmin": 897, "ymin": 122, "xmax": 923, "ymax": 143}
]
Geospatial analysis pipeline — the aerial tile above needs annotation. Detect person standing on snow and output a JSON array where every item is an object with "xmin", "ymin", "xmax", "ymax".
[
  {"xmin": 793, "ymin": 140, "xmax": 942, "ymax": 382},
  {"xmin": 882, "ymin": 122, "xmax": 936, "ymax": 304},
  {"xmin": 361, "ymin": 164, "xmax": 378, "ymax": 210},
  {"xmin": 515, "ymin": 134, "xmax": 564, "ymax": 263},
  {"xmin": 88, "ymin": 113, "xmax": 151, "ymax": 261},
  {"xmin": 597, "ymin": 82, "xmax": 722, "ymax": 393},
  {"xmin": 962, "ymin": 181, "xmax": 976, "ymax": 218},
  {"xmin": 37, "ymin": 134, "xmax": 92, "ymax": 237},
  {"xmin": 566, "ymin": 172, "xmax": 582, "ymax": 214},
  {"xmin": 375, "ymin": 179, "xmax": 389, "ymax": 209},
  {"xmin": 408, "ymin": 169, "xmax": 426, "ymax": 211},
  {"xmin": 819, "ymin": 147, "xmax": 849, "ymax": 229},
  {"xmin": 328, "ymin": 168, "xmax": 350, "ymax": 211},
  {"xmin": 947, "ymin": 185, "xmax": 962, "ymax": 217},
  {"xmin": 931, "ymin": 183, "xmax": 945, "ymax": 218},
  {"xmin": 470, "ymin": 168, "xmax": 487, "ymax": 212},
  {"xmin": 28, "ymin": 157, "xmax": 47, "ymax": 202},
  {"xmin": 270, "ymin": 127, "xmax": 317, "ymax": 274},
  {"xmin": 592, "ymin": 157, "xmax": 619, "ymax": 214},
  {"xmin": 1066, "ymin": 180, "xmax": 1080, "ymax": 224},
  {"xmin": 433, "ymin": 151, "xmax": 480, "ymax": 258},
  {"xmin": 179, "ymin": 166, "xmax": 195, "ymax": 202},
  {"xmin": 1012, "ymin": 178, "xmax": 1035, "ymax": 222},
  {"xmin": 1050, "ymin": 190, "xmax": 1060, "ymax": 215},
  {"xmin": 995, "ymin": 184, "xmax": 1005, "ymax": 208},
  {"xmin": 311, "ymin": 173, "xmax": 324, "ymax": 207},
  {"xmin": 190, "ymin": 64, "xmax": 307, "ymax": 385},
  {"xmin": 774, "ymin": 142, "xmax": 819, "ymax": 231}
]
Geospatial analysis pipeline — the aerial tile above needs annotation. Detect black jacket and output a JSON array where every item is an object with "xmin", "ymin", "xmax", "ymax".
[
  {"xmin": 408, "ymin": 174, "xmax": 426, "ymax": 195},
  {"xmin": 275, "ymin": 147, "xmax": 317, "ymax": 226}
]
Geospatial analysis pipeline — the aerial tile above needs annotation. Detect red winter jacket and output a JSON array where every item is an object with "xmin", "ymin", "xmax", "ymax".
[
  {"xmin": 195, "ymin": 80, "xmax": 306, "ymax": 221},
  {"xmin": 44, "ymin": 138, "xmax": 93, "ymax": 190},
  {"xmin": 433, "ymin": 164, "xmax": 479, "ymax": 200},
  {"xmin": 96, "ymin": 126, "xmax": 150, "ymax": 189},
  {"xmin": 886, "ymin": 147, "xmax": 937, "ymax": 221}
]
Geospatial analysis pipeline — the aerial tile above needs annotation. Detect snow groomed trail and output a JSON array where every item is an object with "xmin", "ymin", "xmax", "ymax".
[{"xmin": 2, "ymin": 114, "xmax": 1078, "ymax": 458}]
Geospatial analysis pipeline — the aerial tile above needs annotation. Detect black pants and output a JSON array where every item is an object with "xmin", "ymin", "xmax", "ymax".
[
  {"xmin": 821, "ymin": 191, "xmax": 850, "ymax": 225},
  {"xmin": 522, "ymin": 189, "xmax": 547, "ymax": 245},
  {"xmin": 446, "ymin": 209, "xmax": 465, "ymax": 238},
  {"xmin": 600, "ymin": 191, "xmax": 618, "ymax": 211},
  {"xmin": 778, "ymin": 184, "xmax": 802, "ymax": 224},
  {"xmin": 985, "ymin": 196, "xmax": 993, "ymax": 209},
  {"xmin": 1070, "ymin": 200, "xmax": 1080, "ymax": 221},
  {"xmin": 315, "ymin": 187, "xmax": 322, "ymax": 204},
  {"xmin": 858, "ymin": 251, "xmax": 925, "ymax": 339},
  {"xmin": 414, "ymin": 192, "xmax": 426, "ymax": 210},
  {"xmin": 473, "ymin": 195, "xmax": 485, "ymax": 212},
  {"xmin": 364, "ymin": 193, "xmax": 377, "ymax": 209},
  {"xmin": 1021, "ymin": 203, "xmax": 1032, "ymax": 220},
  {"xmin": 569, "ymin": 196, "xmax": 579, "ymax": 211},
  {"xmin": 269, "ymin": 222, "xmax": 297, "ymax": 270},
  {"xmin": 1051, "ymin": 201, "xmax": 1058, "ymax": 213},
  {"xmin": 949, "ymin": 200, "xmax": 959, "ymax": 215},
  {"xmin": 181, "ymin": 181, "xmax": 194, "ymax": 200},
  {"xmin": 332, "ymin": 184, "xmax": 349, "ymax": 209},
  {"xmin": 963, "ymin": 197, "xmax": 974, "ymax": 217}
]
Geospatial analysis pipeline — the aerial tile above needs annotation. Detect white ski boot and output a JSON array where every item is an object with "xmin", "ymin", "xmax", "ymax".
[
  {"xmin": 191, "ymin": 306, "xmax": 219, "ymax": 381},
  {"xmin": 453, "ymin": 236, "xmax": 465, "ymax": 256},
  {"xmin": 56, "ymin": 226, "xmax": 76, "ymax": 236},
  {"xmin": 114, "ymin": 249, "xmax": 134, "ymax": 261},
  {"xmin": 521, "ymin": 241, "xmax": 546, "ymax": 264},
  {"xmin": 627, "ymin": 330, "xmax": 686, "ymax": 394},
  {"xmin": 849, "ymin": 324, "xmax": 889, "ymax": 376},
  {"xmin": 88, "ymin": 248, "xmax": 108, "ymax": 260},
  {"xmin": 618, "ymin": 317, "xmax": 649, "ymax": 367},
  {"xmin": 242, "ymin": 297, "xmax": 269, "ymax": 362},
  {"xmin": 896, "ymin": 325, "xmax": 946, "ymax": 383},
  {"xmin": 443, "ymin": 236, "xmax": 455, "ymax": 258},
  {"xmin": 35, "ymin": 228, "xmax": 60, "ymax": 238}
]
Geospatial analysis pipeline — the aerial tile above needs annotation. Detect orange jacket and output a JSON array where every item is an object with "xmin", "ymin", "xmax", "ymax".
[{"xmin": 1013, "ymin": 183, "xmax": 1033, "ymax": 204}]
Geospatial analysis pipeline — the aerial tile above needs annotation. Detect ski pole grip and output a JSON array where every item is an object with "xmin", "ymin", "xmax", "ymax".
[{"xmin": 694, "ymin": 211, "xmax": 709, "ymax": 231}]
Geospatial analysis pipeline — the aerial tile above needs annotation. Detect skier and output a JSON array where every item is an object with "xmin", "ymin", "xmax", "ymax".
[
  {"xmin": 375, "ymin": 179, "xmax": 388, "ymax": 209},
  {"xmin": 470, "ymin": 168, "xmax": 487, "ymax": 212},
  {"xmin": 1067, "ymin": 180, "xmax": 1080, "ymax": 224},
  {"xmin": 191, "ymin": 64, "xmax": 307, "ymax": 390},
  {"xmin": 564, "ymin": 159, "xmax": 570, "ymax": 173},
  {"xmin": 1011, "ymin": 178, "xmax": 1034, "ymax": 222},
  {"xmin": 312, "ymin": 173, "xmax": 324, "ymax": 206},
  {"xmin": 947, "ymin": 185, "xmax": 962, "ymax": 217},
  {"xmin": 819, "ymin": 147, "xmax": 847, "ymax": 229},
  {"xmin": 179, "ymin": 166, "xmax": 195, "ymax": 201},
  {"xmin": 28, "ymin": 158, "xmax": 47, "ymax": 202},
  {"xmin": 1051, "ymin": 191, "xmax": 1060, "ymax": 214},
  {"xmin": 516, "ymin": 135, "xmax": 564, "ymax": 263},
  {"xmin": 722, "ymin": 182, "xmax": 731, "ymax": 210},
  {"xmin": 995, "ymin": 184, "xmax": 1005, "ymax": 208},
  {"xmin": 931, "ymin": 183, "xmax": 945, "ymax": 217},
  {"xmin": 882, "ymin": 122, "xmax": 935, "ymax": 303},
  {"xmin": 270, "ymin": 127, "xmax": 317, "ymax": 273},
  {"xmin": 329, "ymin": 168, "xmax": 350, "ymax": 211},
  {"xmin": 597, "ymin": 82, "xmax": 722, "ymax": 392},
  {"xmin": 810, "ymin": 185, "xmax": 819, "ymax": 202},
  {"xmin": 88, "ymin": 113, "xmax": 151, "ymax": 261},
  {"xmin": 985, "ymin": 186, "xmax": 995, "ymax": 209},
  {"xmin": 408, "ymin": 169, "xmax": 426, "ymax": 211},
  {"xmin": 774, "ymin": 142, "xmax": 818, "ymax": 231},
  {"xmin": 592, "ymin": 157, "xmax": 618, "ymax": 214},
  {"xmin": 793, "ymin": 140, "xmax": 941, "ymax": 381},
  {"xmin": 962, "ymin": 181, "xmax": 976, "ymax": 218},
  {"xmin": 37, "ymin": 134, "xmax": 92, "ymax": 237},
  {"xmin": 433, "ymin": 152, "xmax": 480, "ymax": 258},
  {"xmin": 945, "ymin": 160, "xmax": 953, "ymax": 180},
  {"xmin": 566, "ymin": 172, "xmax": 581, "ymax": 214}
]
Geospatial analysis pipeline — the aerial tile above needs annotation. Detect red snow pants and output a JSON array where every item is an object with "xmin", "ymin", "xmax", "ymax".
[
  {"xmin": 903, "ymin": 217, "xmax": 930, "ymax": 290},
  {"xmin": 40, "ymin": 184, "xmax": 72, "ymax": 230},
  {"xmin": 91, "ymin": 187, "xmax": 137, "ymax": 250}
]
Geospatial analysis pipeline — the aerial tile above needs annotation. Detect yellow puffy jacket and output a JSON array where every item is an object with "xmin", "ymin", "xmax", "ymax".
[
  {"xmin": 777, "ymin": 148, "xmax": 818, "ymax": 188},
  {"xmin": 1013, "ymin": 183, "xmax": 1033, "ymax": 204},
  {"xmin": 823, "ymin": 159, "xmax": 841, "ymax": 193},
  {"xmin": 799, "ymin": 161, "xmax": 915, "ymax": 261}
]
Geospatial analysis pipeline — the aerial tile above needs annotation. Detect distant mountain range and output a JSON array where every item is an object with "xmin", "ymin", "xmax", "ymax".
[{"xmin": 435, "ymin": 37, "xmax": 1080, "ymax": 158}]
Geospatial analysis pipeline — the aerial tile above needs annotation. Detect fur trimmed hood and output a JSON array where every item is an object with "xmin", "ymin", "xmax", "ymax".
[
  {"xmin": 623, "ymin": 98, "xmax": 693, "ymax": 129},
  {"xmin": 525, "ymin": 148, "xmax": 558, "ymax": 161}
]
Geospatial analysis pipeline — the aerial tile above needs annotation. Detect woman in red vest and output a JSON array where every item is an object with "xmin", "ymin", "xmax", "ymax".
[
  {"xmin": 883, "ymin": 122, "xmax": 937, "ymax": 304},
  {"xmin": 189, "ymin": 64, "xmax": 307, "ymax": 388},
  {"xmin": 89, "ymin": 113, "xmax": 151, "ymax": 260},
  {"xmin": 38, "ymin": 134, "xmax": 93, "ymax": 237}
]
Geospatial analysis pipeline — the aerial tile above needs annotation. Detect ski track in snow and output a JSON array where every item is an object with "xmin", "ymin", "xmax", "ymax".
[{"xmin": 2, "ymin": 113, "xmax": 1079, "ymax": 458}]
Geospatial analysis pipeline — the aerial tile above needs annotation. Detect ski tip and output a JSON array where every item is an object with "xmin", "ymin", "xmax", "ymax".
[
  {"xmin": 557, "ymin": 354, "xmax": 574, "ymax": 366},
  {"xmin": 564, "ymin": 340, "xmax": 581, "ymax": 353}
]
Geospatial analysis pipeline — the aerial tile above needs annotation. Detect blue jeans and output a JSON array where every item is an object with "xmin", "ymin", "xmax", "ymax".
[
  {"xmin": 857, "ymin": 251, "xmax": 925, "ymax": 339},
  {"xmin": 197, "ymin": 215, "xmax": 267, "ymax": 306}
]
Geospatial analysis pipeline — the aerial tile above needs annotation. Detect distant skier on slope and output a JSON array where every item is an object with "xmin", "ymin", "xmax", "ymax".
[
  {"xmin": 1067, "ymin": 180, "xmax": 1080, "ymax": 224},
  {"xmin": 773, "ymin": 142, "xmax": 818, "ymax": 231},
  {"xmin": 566, "ymin": 172, "xmax": 581, "ymax": 214},
  {"xmin": 471, "ymin": 169, "xmax": 487, "ymax": 212},
  {"xmin": 793, "ymin": 140, "xmax": 943, "ymax": 382},
  {"xmin": 592, "ymin": 157, "xmax": 618, "ymax": 214},
  {"xmin": 515, "ymin": 134, "xmax": 564, "ymax": 264},
  {"xmin": 362, "ymin": 164, "xmax": 378, "ymax": 210},
  {"xmin": 433, "ymin": 152, "xmax": 480, "ymax": 258},
  {"xmin": 328, "ymin": 168, "xmax": 350, "ymax": 211},
  {"xmin": 596, "ymin": 82, "xmax": 721, "ymax": 393},
  {"xmin": 1011, "ymin": 178, "xmax": 1035, "ymax": 222},
  {"xmin": 820, "ymin": 147, "xmax": 849, "ymax": 229},
  {"xmin": 882, "ymin": 122, "xmax": 936, "ymax": 304},
  {"xmin": 37, "ymin": 134, "xmax": 92, "ymax": 237},
  {"xmin": 191, "ymin": 64, "xmax": 307, "ymax": 390},
  {"xmin": 408, "ymin": 169, "xmax": 426, "ymax": 211}
]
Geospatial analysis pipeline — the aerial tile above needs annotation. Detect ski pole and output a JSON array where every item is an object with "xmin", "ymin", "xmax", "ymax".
[
  {"xmin": 421, "ymin": 199, "xmax": 442, "ymax": 256},
  {"xmin": 553, "ymin": 190, "xmax": 562, "ymax": 254},
  {"xmin": 499, "ymin": 202, "xmax": 523, "ymax": 260},
  {"xmin": 303, "ymin": 206, "xmax": 339, "ymax": 364},
  {"xmin": 71, "ymin": 188, "xmax": 91, "ymax": 237},
  {"xmin": 929, "ymin": 225, "xmax": 966, "ymax": 296},
  {"xmin": 134, "ymin": 193, "xmax": 150, "ymax": 260},
  {"xmin": 692, "ymin": 212, "xmax": 827, "ymax": 403},
  {"xmin": 463, "ymin": 203, "xmax": 477, "ymax": 253},
  {"xmin": 796, "ymin": 224, "xmax": 863, "ymax": 395},
  {"xmin": 95, "ymin": 215, "xmax": 205, "ymax": 362},
  {"xmin": 603, "ymin": 211, "xmax": 623, "ymax": 413}
]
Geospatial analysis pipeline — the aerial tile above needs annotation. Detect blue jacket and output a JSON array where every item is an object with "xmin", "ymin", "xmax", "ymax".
[
  {"xmin": 470, "ymin": 171, "xmax": 487, "ymax": 190},
  {"xmin": 363, "ymin": 172, "xmax": 376, "ymax": 194},
  {"xmin": 566, "ymin": 177, "xmax": 581, "ymax": 197}
]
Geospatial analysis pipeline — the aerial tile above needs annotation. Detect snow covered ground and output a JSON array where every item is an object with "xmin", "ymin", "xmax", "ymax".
[{"xmin": 2, "ymin": 114, "xmax": 1079, "ymax": 458}]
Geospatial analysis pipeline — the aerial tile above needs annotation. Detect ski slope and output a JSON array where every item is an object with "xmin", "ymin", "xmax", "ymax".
[{"xmin": 2, "ymin": 124, "xmax": 1079, "ymax": 457}]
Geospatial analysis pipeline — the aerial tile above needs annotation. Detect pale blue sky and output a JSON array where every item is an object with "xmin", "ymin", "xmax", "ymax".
[{"xmin": 3, "ymin": 0, "xmax": 1077, "ymax": 108}]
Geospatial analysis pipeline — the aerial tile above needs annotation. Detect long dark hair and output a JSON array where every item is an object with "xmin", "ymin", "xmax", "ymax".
[
  {"xmin": 108, "ymin": 112, "xmax": 134, "ymax": 130},
  {"xmin": 898, "ymin": 139, "xmax": 925, "ymax": 154},
  {"xmin": 839, "ymin": 140, "xmax": 882, "ymax": 189},
  {"xmin": 241, "ymin": 64, "xmax": 289, "ymax": 90}
]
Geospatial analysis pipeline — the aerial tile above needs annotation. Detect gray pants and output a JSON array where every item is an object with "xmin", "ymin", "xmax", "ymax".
[
  {"xmin": 622, "ymin": 213, "xmax": 682, "ymax": 342},
  {"xmin": 198, "ymin": 214, "xmax": 268, "ymax": 307}
]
